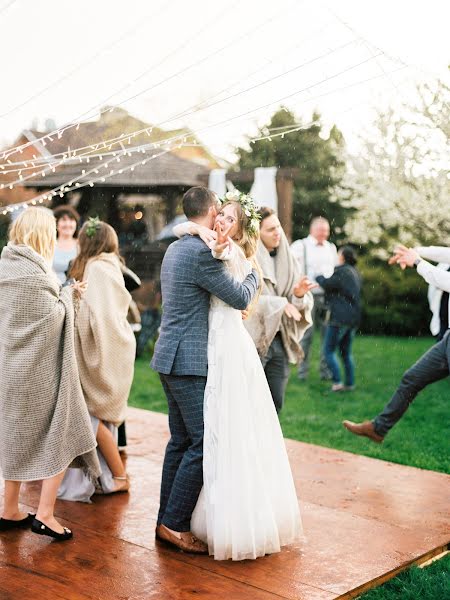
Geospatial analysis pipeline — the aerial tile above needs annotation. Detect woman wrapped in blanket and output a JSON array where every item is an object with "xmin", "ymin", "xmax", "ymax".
[
  {"xmin": 58, "ymin": 219, "xmax": 136, "ymax": 502},
  {"xmin": 0, "ymin": 208, "xmax": 100, "ymax": 541}
]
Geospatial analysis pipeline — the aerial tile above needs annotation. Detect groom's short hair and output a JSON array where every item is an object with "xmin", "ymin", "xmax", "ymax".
[{"xmin": 183, "ymin": 186, "xmax": 218, "ymax": 218}]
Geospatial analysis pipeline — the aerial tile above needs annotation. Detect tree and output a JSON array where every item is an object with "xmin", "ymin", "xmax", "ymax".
[
  {"xmin": 340, "ymin": 79, "xmax": 450, "ymax": 252},
  {"xmin": 236, "ymin": 108, "xmax": 350, "ymax": 241}
]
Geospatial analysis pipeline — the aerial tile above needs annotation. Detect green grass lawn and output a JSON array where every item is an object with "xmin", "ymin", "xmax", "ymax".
[{"xmin": 129, "ymin": 334, "xmax": 449, "ymax": 598}]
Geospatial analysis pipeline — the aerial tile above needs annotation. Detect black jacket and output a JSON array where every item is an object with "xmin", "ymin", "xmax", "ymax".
[{"xmin": 316, "ymin": 264, "xmax": 362, "ymax": 327}]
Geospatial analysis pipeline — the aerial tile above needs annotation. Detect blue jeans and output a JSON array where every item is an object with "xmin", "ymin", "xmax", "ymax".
[{"xmin": 323, "ymin": 325, "xmax": 355, "ymax": 386}]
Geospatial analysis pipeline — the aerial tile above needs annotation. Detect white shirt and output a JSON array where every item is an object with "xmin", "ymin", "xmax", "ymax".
[
  {"xmin": 290, "ymin": 235, "xmax": 338, "ymax": 294},
  {"xmin": 416, "ymin": 246, "xmax": 450, "ymax": 334}
]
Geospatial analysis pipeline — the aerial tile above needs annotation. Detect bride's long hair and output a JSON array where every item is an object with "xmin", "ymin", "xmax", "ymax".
[
  {"xmin": 221, "ymin": 199, "xmax": 263, "ymax": 306},
  {"xmin": 220, "ymin": 199, "xmax": 258, "ymax": 259}
]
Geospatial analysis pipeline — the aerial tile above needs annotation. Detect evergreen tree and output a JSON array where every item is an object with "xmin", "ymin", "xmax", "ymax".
[{"xmin": 236, "ymin": 108, "xmax": 349, "ymax": 241}]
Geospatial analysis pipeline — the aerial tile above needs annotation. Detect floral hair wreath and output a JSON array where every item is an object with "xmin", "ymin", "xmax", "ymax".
[
  {"xmin": 220, "ymin": 189, "xmax": 261, "ymax": 234},
  {"xmin": 85, "ymin": 216, "xmax": 101, "ymax": 238}
]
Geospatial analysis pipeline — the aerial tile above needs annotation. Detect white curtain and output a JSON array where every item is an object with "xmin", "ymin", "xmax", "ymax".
[
  {"xmin": 250, "ymin": 167, "xmax": 278, "ymax": 210},
  {"xmin": 208, "ymin": 169, "xmax": 227, "ymax": 198}
]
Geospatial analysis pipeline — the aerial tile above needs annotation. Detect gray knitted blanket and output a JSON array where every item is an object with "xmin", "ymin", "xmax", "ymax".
[{"xmin": 0, "ymin": 243, "xmax": 100, "ymax": 481}]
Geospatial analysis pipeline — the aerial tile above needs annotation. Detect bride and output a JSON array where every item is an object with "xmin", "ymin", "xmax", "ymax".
[{"xmin": 173, "ymin": 191, "xmax": 305, "ymax": 561}]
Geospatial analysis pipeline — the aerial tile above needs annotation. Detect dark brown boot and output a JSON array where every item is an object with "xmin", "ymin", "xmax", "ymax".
[{"xmin": 342, "ymin": 420, "xmax": 384, "ymax": 444}]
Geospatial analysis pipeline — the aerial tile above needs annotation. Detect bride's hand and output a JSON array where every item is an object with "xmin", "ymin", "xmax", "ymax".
[
  {"xmin": 194, "ymin": 224, "xmax": 217, "ymax": 246},
  {"xmin": 284, "ymin": 302, "xmax": 301, "ymax": 321},
  {"xmin": 214, "ymin": 222, "xmax": 233, "ymax": 254}
]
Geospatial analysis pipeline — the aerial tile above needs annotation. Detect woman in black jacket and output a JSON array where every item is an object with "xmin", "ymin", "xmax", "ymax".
[{"xmin": 316, "ymin": 246, "xmax": 362, "ymax": 392}]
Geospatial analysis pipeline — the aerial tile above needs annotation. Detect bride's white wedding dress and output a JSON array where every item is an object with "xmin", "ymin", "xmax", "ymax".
[{"xmin": 187, "ymin": 238, "xmax": 302, "ymax": 561}]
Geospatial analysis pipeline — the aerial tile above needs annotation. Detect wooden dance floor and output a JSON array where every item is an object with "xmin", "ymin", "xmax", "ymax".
[{"xmin": 1, "ymin": 407, "xmax": 449, "ymax": 599}]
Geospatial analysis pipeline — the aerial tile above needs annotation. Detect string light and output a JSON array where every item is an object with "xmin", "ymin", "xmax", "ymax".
[
  {"xmin": 0, "ymin": 30, "xmax": 398, "ymax": 178},
  {"xmin": 0, "ymin": 59, "xmax": 406, "ymax": 200},
  {"xmin": 0, "ymin": 147, "xmax": 175, "ymax": 214}
]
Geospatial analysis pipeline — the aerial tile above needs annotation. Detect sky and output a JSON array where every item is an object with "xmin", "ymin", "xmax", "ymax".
[{"xmin": 0, "ymin": 0, "xmax": 448, "ymax": 161}]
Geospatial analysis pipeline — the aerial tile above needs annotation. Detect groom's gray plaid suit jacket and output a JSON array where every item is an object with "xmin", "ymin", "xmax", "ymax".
[{"xmin": 151, "ymin": 234, "xmax": 259, "ymax": 376}]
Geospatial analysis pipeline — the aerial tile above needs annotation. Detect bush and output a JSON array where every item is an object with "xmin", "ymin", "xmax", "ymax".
[{"xmin": 358, "ymin": 257, "xmax": 430, "ymax": 336}]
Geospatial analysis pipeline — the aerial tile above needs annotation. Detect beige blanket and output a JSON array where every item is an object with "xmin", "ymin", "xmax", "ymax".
[
  {"xmin": 0, "ymin": 243, "xmax": 100, "ymax": 481},
  {"xmin": 245, "ymin": 232, "xmax": 313, "ymax": 363},
  {"xmin": 75, "ymin": 253, "xmax": 135, "ymax": 426}
]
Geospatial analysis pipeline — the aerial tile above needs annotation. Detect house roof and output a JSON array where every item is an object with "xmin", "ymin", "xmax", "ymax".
[
  {"xmin": 21, "ymin": 147, "xmax": 210, "ymax": 188},
  {"xmin": 6, "ymin": 107, "xmax": 220, "ymax": 191}
]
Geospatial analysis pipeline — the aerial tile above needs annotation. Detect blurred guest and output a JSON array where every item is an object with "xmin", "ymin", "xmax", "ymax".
[
  {"xmin": 316, "ymin": 246, "xmax": 362, "ymax": 392},
  {"xmin": 428, "ymin": 265, "xmax": 450, "ymax": 342},
  {"xmin": 417, "ymin": 246, "xmax": 450, "ymax": 341},
  {"xmin": 343, "ymin": 244, "xmax": 450, "ymax": 443},
  {"xmin": 291, "ymin": 217, "xmax": 338, "ymax": 381},
  {"xmin": 52, "ymin": 205, "xmax": 80, "ymax": 284},
  {"xmin": 58, "ymin": 218, "xmax": 135, "ymax": 501},
  {"xmin": 135, "ymin": 281, "xmax": 162, "ymax": 357},
  {"xmin": 245, "ymin": 207, "xmax": 315, "ymax": 413},
  {"xmin": 0, "ymin": 208, "xmax": 99, "ymax": 540}
]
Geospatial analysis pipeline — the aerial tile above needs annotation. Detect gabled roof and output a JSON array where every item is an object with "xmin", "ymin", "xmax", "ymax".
[
  {"xmin": 25, "ymin": 107, "xmax": 221, "ymax": 169},
  {"xmin": 21, "ymin": 147, "xmax": 210, "ymax": 188},
  {"xmin": 6, "ymin": 107, "xmax": 220, "ymax": 190}
]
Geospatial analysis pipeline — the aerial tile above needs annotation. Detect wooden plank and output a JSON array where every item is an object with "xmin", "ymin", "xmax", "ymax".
[{"xmin": 0, "ymin": 524, "xmax": 283, "ymax": 600}]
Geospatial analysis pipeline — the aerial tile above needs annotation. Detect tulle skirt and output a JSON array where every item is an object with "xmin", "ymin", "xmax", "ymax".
[{"xmin": 191, "ymin": 305, "xmax": 302, "ymax": 560}]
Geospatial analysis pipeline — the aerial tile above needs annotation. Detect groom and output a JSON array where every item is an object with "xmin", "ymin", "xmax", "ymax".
[{"xmin": 151, "ymin": 186, "xmax": 259, "ymax": 553}]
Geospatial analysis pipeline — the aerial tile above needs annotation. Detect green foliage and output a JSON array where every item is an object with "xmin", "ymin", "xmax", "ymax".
[
  {"xmin": 235, "ymin": 108, "xmax": 351, "ymax": 241},
  {"xmin": 358, "ymin": 256, "xmax": 430, "ymax": 336}
]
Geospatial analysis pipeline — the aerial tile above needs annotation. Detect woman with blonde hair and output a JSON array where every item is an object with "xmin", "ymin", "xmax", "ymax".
[
  {"xmin": 0, "ymin": 207, "xmax": 99, "ymax": 541},
  {"xmin": 168, "ymin": 191, "xmax": 303, "ymax": 560},
  {"xmin": 58, "ymin": 218, "xmax": 135, "ymax": 501}
]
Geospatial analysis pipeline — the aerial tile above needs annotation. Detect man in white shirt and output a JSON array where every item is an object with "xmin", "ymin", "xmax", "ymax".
[
  {"xmin": 291, "ymin": 217, "xmax": 338, "ymax": 380},
  {"xmin": 343, "ymin": 244, "xmax": 450, "ymax": 443}
]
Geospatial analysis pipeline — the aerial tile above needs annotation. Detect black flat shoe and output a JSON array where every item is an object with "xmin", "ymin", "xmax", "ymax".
[
  {"xmin": 0, "ymin": 513, "xmax": 35, "ymax": 531},
  {"xmin": 31, "ymin": 518, "xmax": 73, "ymax": 541}
]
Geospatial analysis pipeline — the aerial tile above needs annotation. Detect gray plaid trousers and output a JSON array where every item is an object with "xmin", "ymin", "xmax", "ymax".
[{"xmin": 157, "ymin": 373, "xmax": 206, "ymax": 531}]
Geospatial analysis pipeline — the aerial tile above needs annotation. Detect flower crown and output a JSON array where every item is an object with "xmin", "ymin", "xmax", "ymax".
[
  {"xmin": 221, "ymin": 190, "xmax": 261, "ymax": 234},
  {"xmin": 85, "ymin": 216, "xmax": 101, "ymax": 238}
]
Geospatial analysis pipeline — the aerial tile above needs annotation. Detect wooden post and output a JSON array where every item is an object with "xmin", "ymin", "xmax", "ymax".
[{"xmin": 276, "ymin": 176, "xmax": 294, "ymax": 242}]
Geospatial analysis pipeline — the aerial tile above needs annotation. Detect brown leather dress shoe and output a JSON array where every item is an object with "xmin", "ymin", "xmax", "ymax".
[
  {"xmin": 342, "ymin": 420, "xmax": 384, "ymax": 443},
  {"xmin": 155, "ymin": 524, "xmax": 208, "ymax": 554}
]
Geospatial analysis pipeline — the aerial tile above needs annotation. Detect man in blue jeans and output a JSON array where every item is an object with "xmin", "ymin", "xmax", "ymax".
[{"xmin": 344, "ymin": 244, "xmax": 450, "ymax": 443}]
